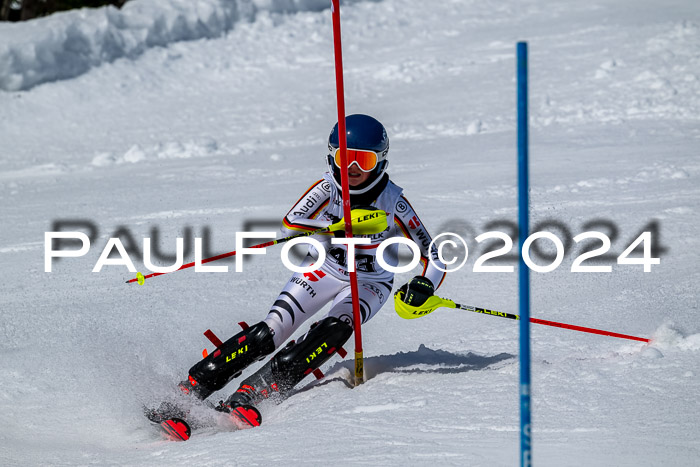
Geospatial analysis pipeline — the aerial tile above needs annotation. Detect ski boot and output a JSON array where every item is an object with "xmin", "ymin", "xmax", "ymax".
[
  {"xmin": 146, "ymin": 321, "xmax": 276, "ymax": 438},
  {"xmin": 218, "ymin": 316, "xmax": 353, "ymax": 428},
  {"xmin": 179, "ymin": 321, "xmax": 276, "ymax": 400}
]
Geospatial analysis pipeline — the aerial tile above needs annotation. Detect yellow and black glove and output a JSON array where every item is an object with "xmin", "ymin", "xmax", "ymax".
[
  {"xmin": 397, "ymin": 276, "xmax": 435, "ymax": 307},
  {"xmin": 329, "ymin": 206, "xmax": 380, "ymax": 238}
]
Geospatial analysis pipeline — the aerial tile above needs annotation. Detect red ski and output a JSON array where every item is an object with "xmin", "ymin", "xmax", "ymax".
[{"xmin": 158, "ymin": 417, "xmax": 191, "ymax": 442}]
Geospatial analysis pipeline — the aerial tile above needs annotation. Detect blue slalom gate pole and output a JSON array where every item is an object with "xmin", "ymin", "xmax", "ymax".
[{"xmin": 517, "ymin": 41, "xmax": 532, "ymax": 467}]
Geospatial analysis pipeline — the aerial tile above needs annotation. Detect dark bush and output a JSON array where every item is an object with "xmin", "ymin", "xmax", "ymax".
[{"xmin": 1, "ymin": 0, "xmax": 128, "ymax": 22}]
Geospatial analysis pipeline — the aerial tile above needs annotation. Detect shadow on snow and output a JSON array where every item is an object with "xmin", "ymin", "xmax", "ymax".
[{"xmin": 298, "ymin": 344, "xmax": 515, "ymax": 392}]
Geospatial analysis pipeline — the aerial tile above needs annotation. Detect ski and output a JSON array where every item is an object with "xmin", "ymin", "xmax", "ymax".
[
  {"xmin": 158, "ymin": 417, "xmax": 191, "ymax": 442},
  {"xmin": 228, "ymin": 404, "xmax": 263, "ymax": 429},
  {"xmin": 145, "ymin": 399, "xmax": 262, "ymax": 441},
  {"xmin": 144, "ymin": 400, "xmax": 195, "ymax": 442}
]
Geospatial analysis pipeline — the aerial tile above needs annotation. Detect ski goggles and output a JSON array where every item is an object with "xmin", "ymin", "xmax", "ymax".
[{"xmin": 332, "ymin": 148, "xmax": 379, "ymax": 172}]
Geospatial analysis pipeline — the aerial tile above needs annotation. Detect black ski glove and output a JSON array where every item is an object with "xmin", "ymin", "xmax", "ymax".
[{"xmin": 398, "ymin": 276, "xmax": 435, "ymax": 307}]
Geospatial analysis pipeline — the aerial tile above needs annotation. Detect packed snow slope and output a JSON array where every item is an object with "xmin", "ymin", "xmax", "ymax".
[
  {"xmin": 1, "ymin": 0, "xmax": 699, "ymax": 465},
  {"xmin": 0, "ymin": 0, "xmax": 372, "ymax": 92}
]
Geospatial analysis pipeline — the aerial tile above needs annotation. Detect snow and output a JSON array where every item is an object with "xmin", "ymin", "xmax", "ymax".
[
  {"xmin": 0, "ymin": 0, "xmax": 362, "ymax": 92},
  {"xmin": 1, "ymin": 0, "xmax": 699, "ymax": 465}
]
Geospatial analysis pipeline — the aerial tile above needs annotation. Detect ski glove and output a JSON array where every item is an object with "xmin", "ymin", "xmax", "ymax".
[
  {"xmin": 398, "ymin": 276, "xmax": 435, "ymax": 307},
  {"xmin": 327, "ymin": 214, "xmax": 344, "ymax": 238},
  {"xmin": 329, "ymin": 206, "xmax": 379, "ymax": 238}
]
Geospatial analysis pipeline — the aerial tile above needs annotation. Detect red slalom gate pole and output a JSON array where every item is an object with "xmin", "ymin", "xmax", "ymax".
[
  {"xmin": 530, "ymin": 317, "xmax": 649, "ymax": 343},
  {"xmin": 331, "ymin": 0, "xmax": 365, "ymax": 385}
]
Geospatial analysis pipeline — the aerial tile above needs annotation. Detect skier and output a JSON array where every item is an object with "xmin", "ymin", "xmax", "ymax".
[{"xmin": 152, "ymin": 114, "xmax": 447, "ymax": 430}]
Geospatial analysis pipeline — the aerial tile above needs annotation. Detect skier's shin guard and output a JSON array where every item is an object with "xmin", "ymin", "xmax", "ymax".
[
  {"xmin": 223, "ymin": 317, "xmax": 353, "ymax": 408},
  {"xmin": 181, "ymin": 321, "xmax": 275, "ymax": 400}
]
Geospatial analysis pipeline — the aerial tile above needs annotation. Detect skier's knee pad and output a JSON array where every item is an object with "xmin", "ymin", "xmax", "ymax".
[
  {"xmin": 183, "ymin": 321, "xmax": 275, "ymax": 399},
  {"xmin": 270, "ymin": 316, "xmax": 353, "ymax": 394}
]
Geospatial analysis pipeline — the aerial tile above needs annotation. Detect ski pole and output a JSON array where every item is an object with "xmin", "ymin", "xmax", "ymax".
[
  {"xmin": 394, "ymin": 291, "xmax": 650, "ymax": 343},
  {"xmin": 126, "ymin": 209, "xmax": 388, "ymax": 285}
]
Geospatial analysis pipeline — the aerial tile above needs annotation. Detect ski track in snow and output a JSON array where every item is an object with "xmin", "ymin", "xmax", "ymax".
[{"xmin": 1, "ymin": 0, "xmax": 700, "ymax": 465}]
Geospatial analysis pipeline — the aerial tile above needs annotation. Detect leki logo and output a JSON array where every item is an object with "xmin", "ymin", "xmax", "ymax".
[
  {"xmin": 306, "ymin": 342, "xmax": 328, "ymax": 363},
  {"xmin": 226, "ymin": 345, "xmax": 248, "ymax": 363},
  {"xmin": 358, "ymin": 212, "xmax": 380, "ymax": 222}
]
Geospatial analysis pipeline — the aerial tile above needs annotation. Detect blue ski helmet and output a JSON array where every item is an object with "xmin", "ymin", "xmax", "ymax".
[{"xmin": 327, "ymin": 114, "xmax": 389, "ymax": 194}]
